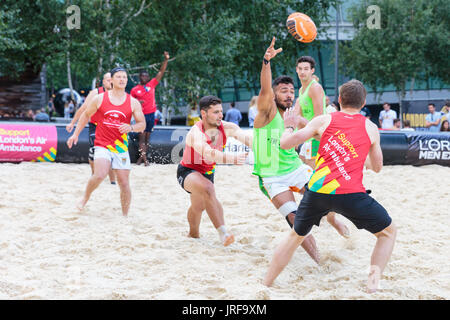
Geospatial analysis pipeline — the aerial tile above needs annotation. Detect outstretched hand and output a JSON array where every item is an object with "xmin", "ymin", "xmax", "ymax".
[
  {"xmin": 283, "ymin": 107, "xmax": 307, "ymax": 129},
  {"xmin": 264, "ymin": 37, "xmax": 283, "ymax": 62},
  {"xmin": 164, "ymin": 51, "xmax": 170, "ymax": 60}
]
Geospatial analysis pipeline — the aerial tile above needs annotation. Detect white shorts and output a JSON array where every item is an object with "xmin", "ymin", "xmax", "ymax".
[
  {"xmin": 94, "ymin": 146, "xmax": 131, "ymax": 170},
  {"xmin": 260, "ymin": 164, "xmax": 313, "ymax": 199},
  {"xmin": 299, "ymin": 141, "xmax": 312, "ymax": 159}
]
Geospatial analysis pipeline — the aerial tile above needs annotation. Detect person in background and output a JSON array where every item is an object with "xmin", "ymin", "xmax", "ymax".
[
  {"xmin": 392, "ymin": 118, "xmax": 402, "ymax": 130},
  {"xmin": 440, "ymin": 120, "xmax": 449, "ymax": 132},
  {"xmin": 248, "ymin": 96, "xmax": 258, "ymax": 128},
  {"xmin": 187, "ymin": 105, "xmax": 201, "ymax": 126},
  {"xmin": 130, "ymin": 51, "xmax": 170, "ymax": 166},
  {"xmin": 440, "ymin": 103, "xmax": 449, "ymax": 121},
  {"xmin": 360, "ymin": 105, "xmax": 372, "ymax": 120},
  {"xmin": 325, "ymin": 96, "xmax": 337, "ymax": 113},
  {"xmin": 224, "ymin": 101, "xmax": 242, "ymax": 126},
  {"xmin": 154, "ymin": 107, "xmax": 164, "ymax": 126},
  {"xmin": 378, "ymin": 103, "xmax": 397, "ymax": 129},
  {"xmin": 425, "ymin": 103, "xmax": 442, "ymax": 132},
  {"xmin": 401, "ymin": 120, "xmax": 414, "ymax": 131}
]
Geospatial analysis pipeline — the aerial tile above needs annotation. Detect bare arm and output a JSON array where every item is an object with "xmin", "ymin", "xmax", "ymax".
[
  {"xmin": 280, "ymin": 115, "xmax": 324, "ymax": 149},
  {"xmin": 118, "ymin": 98, "xmax": 146, "ymax": 134},
  {"xmin": 66, "ymin": 89, "xmax": 98, "ymax": 132},
  {"xmin": 155, "ymin": 51, "xmax": 169, "ymax": 83},
  {"xmin": 66, "ymin": 94, "xmax": 101, "ymax": 148},
  {"xmin": 256, "ymin": 37, "xmax": 283, "ymax": 117},
  {"xmin": 365, "ymin": 120, "xmax": 383, "ymax": 172},
  {"xmin": 223, "ymin": 121, "xmax": 253, "ymax": 147},
  {"xmin": 309, "ymin": 84, "xmax": 325, "ymax": 118},
  {"xmin": 187, "ymin": 127, "xmax": 245, "ymax": 164}
]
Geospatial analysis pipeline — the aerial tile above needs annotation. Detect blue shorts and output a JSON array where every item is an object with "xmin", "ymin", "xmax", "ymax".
[
  {"xmin": 144, "ymin": 113, "xmax": 155, "ymax": 133},
  {"xmin": 294, "ymin": 188, "xmax": 392, "ymax": 236}
]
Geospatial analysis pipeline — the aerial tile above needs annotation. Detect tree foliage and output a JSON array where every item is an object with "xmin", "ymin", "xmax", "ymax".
[
  {"xmin": 0, "ymin": 0, "xmax": 337, "ymax": 108},
  {"xmin": 341, "ymin": 0, "xmax": 450, "ymax": 99}
]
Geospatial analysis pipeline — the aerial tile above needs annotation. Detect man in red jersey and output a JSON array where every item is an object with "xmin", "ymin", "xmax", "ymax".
[
  {"xmin": 177, "ymin": 95, "xmax": 252, "ymax": 246},
  {"xmin": 66, "ymin": 72, "xmax": 116, "ymax": 184},
  {"xmin": 131, "ymin": 51, "xmax": 170, "ymax": 166},
  {"xmin": 67, "ymin": 67, "xmax": 146, "ymax": 217},
  {"xmin": 263, "ymin": 80, "xmax": 397, "ymax": 293}
]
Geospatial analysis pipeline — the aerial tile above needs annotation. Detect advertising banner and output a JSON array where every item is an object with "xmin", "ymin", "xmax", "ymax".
[
  {"xmin": 0, "ymin": 124, "xmax": 58, "ymax": 162},
  {"xmin": 404, "ymin": 132, "xmax": 450, "ymax": 166}
]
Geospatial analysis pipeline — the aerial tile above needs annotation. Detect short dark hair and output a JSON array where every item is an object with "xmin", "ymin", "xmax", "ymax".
[
  {"xmin": 272, "ymin": 75, "xmax": 294, "ymax": 89},
  {"xmin": 404, "ymin": 120, "xmax": 411, "ymax": 127},
  {"xmin": 296, "ymin": 56, "xmax": 316, "ymax": 69},
  {"xmin": 393, "ymin": 118, "xmax": 401, "ymax": 124},
  {"xmin": 199, "ymin": 95, "xmax": 222, "ymax": 111},
  {"xmin": 428, "ymin": 103, "xmax": 435, "ymax": 108},
  {"xmin": 139, "ymin": 70, "xmax": 149, "ymax": 76},
  {"xmin": 339, "ymin": 79, "xmax": 367, "ymax": 109},
  {"xmin": 110, "ymin": 67, "xmax": 127, "ymax": 77}
]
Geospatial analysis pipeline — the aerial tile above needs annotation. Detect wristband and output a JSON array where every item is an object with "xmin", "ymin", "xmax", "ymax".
[
  {"xmin": 263, "ymin": 58, "xmax": 270, "ymax": 65},
  {"xmin": 285, "ymin": 126, "xmax": 295, "ymax": 131}
]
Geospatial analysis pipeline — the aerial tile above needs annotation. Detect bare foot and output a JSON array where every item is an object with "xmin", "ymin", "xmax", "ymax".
[
  {"xmin": 367, "ymin": 266, "xmax": 381, "ymax": 293},
  {"xmin": 328, "ymin": 215, "xmax": 350, "ymax": 238},
  {"xmin": 301, "ymin": 234, "xmax": 320, "ymax": 264},
  {"xmin": 76, "ymin": 199, "xmax": 87, "ymax": 212},
  {"xmin": 188, "ymin": 231, "xmax": 200, "ymax": 238},
  {"xmin": 222, "ymin": 234, "xmax": 235, "ymax": 247}
]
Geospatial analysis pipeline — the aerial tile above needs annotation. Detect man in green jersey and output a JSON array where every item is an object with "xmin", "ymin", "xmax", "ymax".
[
  {"xmin": 296, "ymin": 56, "xmax": 350, "ymax": 238},
  {"xmin": 253, "ymin": 38, "xmax": 348, "ymax": 264}
]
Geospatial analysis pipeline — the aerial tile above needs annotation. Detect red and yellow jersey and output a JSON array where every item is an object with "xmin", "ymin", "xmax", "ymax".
[
  {"xmin": 308, "ymin": 112, "xmax": 370, "ymax": 194},
  {"xmin": 94, "ymin": 91, "xmax": 132, "ymax": 153},
  {"xmin": 181, "ymin": 121, "xmax": 227, "ymax": 175}
]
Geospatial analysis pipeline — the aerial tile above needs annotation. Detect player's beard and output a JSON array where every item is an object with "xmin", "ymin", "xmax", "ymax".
[{"xmin": 275, "ymin": 95, "xmax": 293, "ymax": 111}]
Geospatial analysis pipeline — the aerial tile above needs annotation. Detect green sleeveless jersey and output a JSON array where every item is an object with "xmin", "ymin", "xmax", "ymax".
[
  {"xmin": 252, "ymin": 109, "xmax": 301, "ymax": 177},
  {"xmin": 298, "ymin": 79, "xmax": 326, "ymax": 121}
]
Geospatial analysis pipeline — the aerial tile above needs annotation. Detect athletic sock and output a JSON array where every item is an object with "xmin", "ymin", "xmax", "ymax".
[{"xmin": 217, "ymin": 225, "xmax": 229, "ymax": 242}]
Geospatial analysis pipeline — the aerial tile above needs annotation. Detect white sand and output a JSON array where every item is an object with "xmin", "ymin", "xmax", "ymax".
[{"xmin": 0, "ymin": 162, "xmax": 449, "ymax": 300}]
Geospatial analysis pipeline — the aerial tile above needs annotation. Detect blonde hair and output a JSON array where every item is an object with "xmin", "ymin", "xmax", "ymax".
[{"xmin": 249, "ymin": 96, "xmax": 258, "ymax": 109}]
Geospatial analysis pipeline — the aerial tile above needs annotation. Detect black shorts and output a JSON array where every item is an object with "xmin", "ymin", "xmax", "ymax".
[
  {"xmin": 144, "ymin": 113, "xmax": 155, "ymax": 133},
  {"xmin": 88, "ymin": 122, "xmax": 96, "ymax": 161},
  {"xmin": 177, "ymin": 164, "xmax": 214, "ymax": 194},
  {"xmin": 294, "ymin": 188, "xmax": 392, "ymax": 236}
]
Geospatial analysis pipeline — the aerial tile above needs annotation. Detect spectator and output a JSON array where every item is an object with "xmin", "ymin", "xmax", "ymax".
[
  {"xmin": 392, "ymin": 118, "xmax": 402, "ymax": 130},
  {"xmin": 401, "ymin": 120, "xmax": 414, "ymax": 131},
  {"xmin": 425, "ymin": 103, "xmax": 442, "ymax": 132},
  {"xmin": 440, "ymin": 120, "xmax": 449, "ymax": 132},
  {"xmin": 325, "ymin": 96, "xmax": 337, "ymax": 113},
  {"xmin": 379, "ymin": 102, "xmax": 397, "ymax": 129},
  {"xmin": 360, "ymin": 105, "xmax": 372, "ymax": 119},
  {"xmin": 154, "ymin": 107, "xmax": 164, "ymax": 125},
  {"xmin": 224, "ymin": 101, "xmax": 242, "ymax": 126},
  {"xmin": 248, "ymin": 96, "xmax": 258, "ymax": 127},
  {"xmin": 187, "ymin": 105, "xmax": 200, "ymax": 126},
  {"xmin": 64, "ymin": 100, "xmax": 74, "ymax": 119},
  {"xmin": 34, "ymin": 109, "xmax": 50, "ymax": 122},
  {"xmin": 24, "ymin": 109, "xmax": 34, "ymax": 121},
  {"xmin": 441, "ymin": 103, "xmax": 449, "ymax": 122}
]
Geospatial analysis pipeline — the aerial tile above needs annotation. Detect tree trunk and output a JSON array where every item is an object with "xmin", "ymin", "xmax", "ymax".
[{"xmin": 66, "ymin": 50, "xmax": 75, "ymax": 101}]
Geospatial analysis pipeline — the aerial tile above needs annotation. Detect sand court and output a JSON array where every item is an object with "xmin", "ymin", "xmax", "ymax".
[{"xmin": 0, "ymin": 162, "xmax": 449, "ymax": 299}]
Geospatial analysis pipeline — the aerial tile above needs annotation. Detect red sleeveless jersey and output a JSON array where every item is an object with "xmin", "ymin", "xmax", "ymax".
[
  {"xmin": 89, "ymin": 87, "xmax": 105, "ymax": 125},
  {"xmin": 181, "ymin": 121, "xmax": 227, "ymax": 175},
  {"xmin": 94, "ymin": 91, "xmax": 132, "ymax": 153},
  {"xmin": 308, "ymin": 112, "xmax": 371, "ymax": 194}
]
